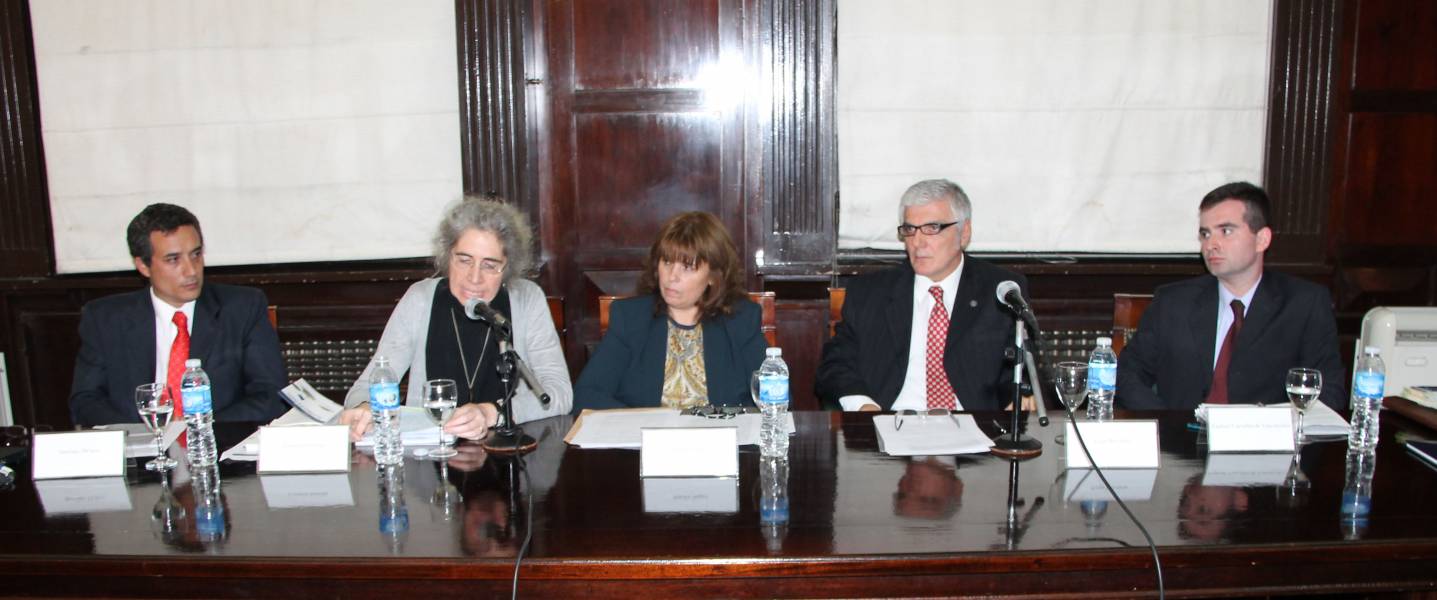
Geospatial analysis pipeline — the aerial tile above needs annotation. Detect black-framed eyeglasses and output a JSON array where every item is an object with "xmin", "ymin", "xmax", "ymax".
[
  {"xmin": 894, "ymin": 408, "xmax": 952, "ymax": 431},
  {"xmin": 897, "ymin": 221, "xmax": 960, "ymax": 237},
  {"xmin": 684, "ymin": 405, "xmax": 756, "ymax": 419}
]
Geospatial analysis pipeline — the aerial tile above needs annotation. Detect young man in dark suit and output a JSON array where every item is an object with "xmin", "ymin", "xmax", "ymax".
[
  {"xmin": 1116, "ymin": 182, "xmax": 1345, "ymax": 411},
  {"xmin": 816, "ymin": 179, "xmax": 1029, "ymax": 412},
  {"xmin": 68, "ymin": 204, "xmax": 287, "ymax": 426}
]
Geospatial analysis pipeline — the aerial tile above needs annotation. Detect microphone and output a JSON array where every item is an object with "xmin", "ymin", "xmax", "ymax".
[
  {"xmin": 463, "ymin": 297, "xmax": 511, "ymax": 332},
  {"xmin": 500, "ymin": 340, "xmax": 552, "ymax": 406},
  {"xmin": 995, "ymin": 280, "xmax": 1040, "ymax": 335}
]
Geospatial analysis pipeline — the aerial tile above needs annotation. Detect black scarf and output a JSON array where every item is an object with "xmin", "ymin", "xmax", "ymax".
[{"xmin": 425, "ymin": 280, "xmax": 512, "ymax": 406}]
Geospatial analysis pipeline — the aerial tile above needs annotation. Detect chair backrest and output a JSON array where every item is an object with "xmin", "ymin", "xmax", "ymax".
[
  {"xmin": 546, "ymin": 296, "xmax": 565, "ymax": 339},
  {"xmin": 267, "ymin": 305, "xmax": 278, "ymax": 330},
  {"xmin": 599, "ymin": 292, "xmax": 778, "ymax": 347},
  {"xmin": 1112, "ymin": 293, "xmax": 1153, "ymax": 355},
  {"xmin": 828, "ymin": 287, "xmax": 846, "ymax": 337}
]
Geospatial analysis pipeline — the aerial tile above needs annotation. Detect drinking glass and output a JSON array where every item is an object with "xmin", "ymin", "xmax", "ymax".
[
  {"xmin": 134, "ymin": 383, "xmax": 178, "ymax": 471},
  {"xmin": 424, "ymin": 379, "xmax": 459, "ymax": 458},
  {"xmin": 1285, "ymin": 368, "xmax": 1322, "ymax": 444},
  {"xmin": 1054, "ymin": 362, "xmax": 1089, "ymax": 414}
]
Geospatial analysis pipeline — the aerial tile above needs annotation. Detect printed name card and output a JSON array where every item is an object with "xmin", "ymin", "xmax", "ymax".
[
  {"xmin": 1206, "ymin": 406, "xmax": 1295, "ymax": 453},
  {"xmin": 1062, "ymin": 468, "xmax": 1158, "ymax": 502},
  {"xmin": 32, "ymin": 430, "xmax": 126, "ymax": 479},
  {"xmin": 642, "ymin": 477, "xmax": 739, "ymax": 513},
  {"xmin": 639, "ymin": 427, "xmax": 738, "ymax": 478},
  {"xmin": 259, "ymin": 473, "xmax": 356, "ymax": 508},
  {"xmin": 257, "ymin": 425, "xmax": 351, "ymax": 473},
  {"xmin": 35, "ymin": 477, "xmax": 132, "ymax": 514},
  {"xmin": 1064, "ymin": 420, "xmax": 1161, "ymax": 469}
]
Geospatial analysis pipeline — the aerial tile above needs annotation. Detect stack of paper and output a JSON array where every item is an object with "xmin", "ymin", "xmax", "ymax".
[
  {"xmin": 1194, "ymin": 401, "xmax": 1350, "ymax": 436},
  {"xmin": 872, "ymin": 413, "xmax": 994, "ymax": 456},
  {"xmin": 565, "ymin": 408, "xmax": 796, "ymax": 449}
]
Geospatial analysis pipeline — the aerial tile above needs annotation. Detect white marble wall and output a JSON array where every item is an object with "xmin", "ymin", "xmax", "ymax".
[
  {"xmin": 31, "ymin": 0, "xmax": 461, "ymax": 273},
  {"xmin": 837, "ymin": 0, "xmax": 1271, "ymax": 253}
]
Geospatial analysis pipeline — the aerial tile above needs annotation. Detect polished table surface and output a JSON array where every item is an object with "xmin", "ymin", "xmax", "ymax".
[{"xmin": 3, "ymin": 407, "xmax": 1437, "ymax": 598}]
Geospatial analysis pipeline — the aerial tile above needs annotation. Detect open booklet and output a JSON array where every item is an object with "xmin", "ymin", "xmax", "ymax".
[
  {"xmin": 565, "ymin": 408, "xmax": 796, "ymax": 449},
  {"xmin": 1194, "ymin": 400, "xmax": 1350, "ymax": 437}
]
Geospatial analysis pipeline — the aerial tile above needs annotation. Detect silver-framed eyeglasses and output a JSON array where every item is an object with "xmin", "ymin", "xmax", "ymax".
[
  {"xmin": 895, "ymin": 408, "xmax": 953, "ymax": 431},
  {"xmin": 454, "ymin": 254, "xmax": 506, "ymax": 275},
  {"xmin": 897, "ymin": 221, "xmax": 961, "ymax": 237}
]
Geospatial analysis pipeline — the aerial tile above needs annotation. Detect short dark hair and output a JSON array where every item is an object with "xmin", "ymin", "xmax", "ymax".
[
  {"xmin": 127, "ymin": 204, "xmax": 203, "ymax": 265},
  {"xmin": 637, "ymin": 212, "xmax": 747, "ymax": 320},
  {"xmin": 1200, "ymin": 181, "xmax": 1271, "ymax": 233}
]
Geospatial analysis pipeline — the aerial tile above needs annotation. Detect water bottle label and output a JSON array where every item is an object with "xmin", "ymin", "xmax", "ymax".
[
  {"xmin": 759, "ymin": 376, "xmax": 789, "ymax": 406},
  {"xmin": 370, "ymin": 382, "xmax": 401, "ymax": 410},
  {"xmin": 1354, "ymin": 372, "xmax": 1384, "ymax": 398},
  {"xmin": 182, "ymin": 384, "xmax": 213, "ymax": 414},
  {"xmin": 1087, "ymin": 364, "xmax": 1116, "ymax": 391},
  {"xmin": 760, "ymin": 503, "xmax": 789, "ymax": 524}
]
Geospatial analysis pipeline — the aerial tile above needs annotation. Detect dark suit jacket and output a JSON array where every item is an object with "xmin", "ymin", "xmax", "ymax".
[
  {"xmin": 572, "ymin": 295, "xmax": 767, "ymax": 411},
  {"xmin": 69, "ymin": 283, "xmax": 288, "ymax": 426},
  {"xmin": 1115, "ymin": 270, "xmax": 1346, "ymax": 411},
  {"xmin": 815, "ymin": 258, "xmax": 1028, "ymax": 411}
]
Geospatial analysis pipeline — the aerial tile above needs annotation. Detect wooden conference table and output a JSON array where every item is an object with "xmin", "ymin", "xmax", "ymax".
[{"xmin": 2, "ymin": 405, "xmax": 1437, "ymax": 599}]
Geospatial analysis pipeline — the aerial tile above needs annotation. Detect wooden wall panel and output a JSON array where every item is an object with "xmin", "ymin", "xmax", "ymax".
[
  {"xmin": 0, "ymin": 1, "xmax": 53, "ymax": 278},
  {"xmin": 1339, "ymin": 114, "xmax": 1437, "ymax": 248},
  {"xmin": 1351, "ymin": 0, "xmax": 1437, "ymax": 90},
  {"xmin": 571, "ymin": 0, "xmax": 719, "ymax": 89},
  {"xmin": 455, "ymin": 0, "xmax": 533, "ymax": 214}
]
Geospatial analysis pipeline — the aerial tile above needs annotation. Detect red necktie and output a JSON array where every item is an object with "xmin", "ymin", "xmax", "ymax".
[
  {"xmin": 925, "ymin": 286, "xmax": 957, "ymax": 409},
  {"xmin": 167, "ymin": 311, "xmax": 190, "ymax": 417},
  {"xmin": 1206, "ymin": 299, "xmax": 1245, "ymax": 405}
]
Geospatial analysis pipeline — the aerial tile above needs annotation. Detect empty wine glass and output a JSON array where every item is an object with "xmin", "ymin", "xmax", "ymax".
[
  {"xmin": 424, "ymin": 379, "xmax": 459, "ymax": 458},
  {"xmin": 134, "ymin": 383, "xmax": 178, "ymax": 471},
  {"xmin": 1285, "ymin": 368, "xmax": 1322, "ymax": 444},
  {"xmin": 1054, "ymin": 362, "xmax": 1089, "ymax": 414}
]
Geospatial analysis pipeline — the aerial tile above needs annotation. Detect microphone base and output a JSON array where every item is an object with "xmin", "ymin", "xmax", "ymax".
[
  {"xmin": 480, "ymin": 427, "xmax": 538, "ymax": 455},
  {"xmin": 990, "ymin": 434, "xmax": 1043, "ymax": 459}
]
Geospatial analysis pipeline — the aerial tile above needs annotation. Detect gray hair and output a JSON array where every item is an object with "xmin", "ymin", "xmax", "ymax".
[
  {"xmin": 432, "ymin": 195, "xmax": 535, "ymax": 284},
  {"xmin": 898, "ymin": 179, "xmax": 972, "ymax": 225}
]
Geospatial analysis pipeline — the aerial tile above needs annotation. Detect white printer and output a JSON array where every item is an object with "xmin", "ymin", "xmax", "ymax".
[{"xmin": 1357, "ymin": 307, "xmax": 1437, "ymax": 396}]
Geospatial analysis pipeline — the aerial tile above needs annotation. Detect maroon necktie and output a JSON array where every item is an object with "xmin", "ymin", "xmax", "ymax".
[
  {"xmin": 925, "ymin": 286, "xmax": 957, "ymax": 409},
  {"xmin": 167, "ymin": 311, "xmax": 190, "ymax": 417},
  {"xmin": 1206, "ymin": 299, "xmax": 1245, "ymax": 405}
]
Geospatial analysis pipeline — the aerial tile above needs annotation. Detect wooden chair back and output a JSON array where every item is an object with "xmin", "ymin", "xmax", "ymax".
[
  {"xmin": 828, "ymin": 287, "xmax": 846, "ymax": 337},
  {"xmin": 1112, "ymin": 293, "xmax": 1154, "ymax": 355},
  {"xmin": 599, "ymin": 292, "xmax": 777, "ymax": 347}
]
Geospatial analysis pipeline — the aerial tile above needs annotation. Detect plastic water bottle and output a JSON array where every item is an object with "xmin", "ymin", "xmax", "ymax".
[
  {"xmin": 1086, "ymin": 337, "xmax": 1117, "ymax": 421},
  {"xmin": 180, "ymin": 358, "xmax": 218, "ymax": 467},
  {"xmin": 191, "ymin": 465, "xmax": 226, "ymax": 544},
  {"xmin": 756, "ymin": 347, "xmax": 790, "ymax": 458},
  {"xmin": 760, "ymin": 456, "xmax": 789, "ymax": 553},
  {"xmin": 1348, "ymin": 346, "xmax": 1386, "ymax": 453},
  {"xmin": 369, "ymin": 356, "xmax": 403, "ymax": 466},
  {"xmin": 378, "ymin": 463, "xmax": 408, "ymax": 553},
  {"xmin": 1340, "ymin": 449, "xmax": 1376, "ymax": 540}
]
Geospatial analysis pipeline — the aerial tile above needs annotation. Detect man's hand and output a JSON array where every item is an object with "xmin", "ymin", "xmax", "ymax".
[
  {"xmin": 446, "ymin": 402, "xmax": 501, "ymax": 440},
  {"xmin": 858, "ymin": 403, "xmax": 882, "ymax": 412},
  {"xmin": 338, "ymin": 405, "xmax": 373, "ymax": 442}
]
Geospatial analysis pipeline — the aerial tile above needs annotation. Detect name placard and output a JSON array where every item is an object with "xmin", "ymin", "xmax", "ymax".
[
  {"xmin": 34, "ymin": 477, "xmax": 132, "ymax": 514},
  {"xmin": 639, "ymin": 427, "xmax": 738, "ymax": 478},
  {"xmin": 1206, "ymin": 406, "xmax": 1295, "ymax": 453},
  {"xmin": 257, "ymin": 425, "xmax": 351, "ymax": 473},
  {"xmin": 32, "ymin": 430, "xmax": 126, "ymax": 480},
  {"xmin": 1064, "ymin": 420, "xmax": 1161, "ymax": 469},
  {"xmin": 259, "ymin": 473, "xmax": 356, "ymax": 508},
  {"xmin": 1202, "ymin": 452, "xmax": 1293, "ymax": 486},
  {"xmin": 1062, "ymin": 468, "xmax": 1158, "ymax": 502},
  {"xmin": 642, "ymin": 476, "xmax": 739, "ymax": 513}
]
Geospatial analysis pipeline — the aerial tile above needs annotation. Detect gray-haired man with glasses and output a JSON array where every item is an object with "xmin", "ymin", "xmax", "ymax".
[{"xmin": 817, "ymin": 179, "xmax": 1030, "ymax": 413}]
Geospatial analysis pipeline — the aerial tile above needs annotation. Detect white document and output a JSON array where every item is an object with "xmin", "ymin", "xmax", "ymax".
[
  {"xmin": 259, "ymin": 473, "xmax": 355, "ymax": 508},
  {"xmin": 642, "ymin": 477, "xmax": 739, "ymax": 513},
  {"xmin": 1064, "ymin": 421, "xmax": 1161, "ymax": 469},
  {"xmin": 103, "ymin": 422, "xmax": 183, "ymax": 458},
  {"xmin": 640, "ymin": 427, "xmax": 739, "ymax": 478},
  {"xmin": 32, "ymin": 430, "xmax": 126, "ymax": 479},
  {"xmin": 258, "ymin": 425, "xmax": 351, "ymax": 473},
  {"xmin": 355, "ymin": 406, "xmax": 442, "ymax": 447},
  {"xmin": 1062, "ymin": 468, "xmax": 1158, "ymax": 502},
  {"xmin": 566, "ymin": 408, "xmax": 795, "ymax": 449},
  {"xmin": 1195, "ymin": 402, "xmax": 1350, "ymax": 437},
  {"xmin": 1202, "ymin": 453, "xmax": 1294, "ymax": 486},
  {"xmin": 222, "ymin": 407, "xmax": 322, "ymax": 462},
  {"xmin": 280, "ymin": 379, "xmax": 343, "ymax": 424},
  {"xmin": 1205, "ymin": 405, "xmax": 1295, "ymax": 453},
  {"xmin": 872, "ymin": 413, "xmax": 995, "ymax": 456},
  {"xmin": 35, "ymin": 477, "xmax": 132, "ymax": 514}
]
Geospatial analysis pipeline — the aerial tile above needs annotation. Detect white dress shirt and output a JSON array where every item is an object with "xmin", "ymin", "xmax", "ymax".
[
  {"xmin": 840, "ymin": 258, "xmax": 965, "ymax": 411},
  {"xmin": 1213, "ymin": 276, "xmax": 1259, "ymax": 368},
  {"xmin": 150, "ymin": 289, "xmax": 196, "ymax": 387}
]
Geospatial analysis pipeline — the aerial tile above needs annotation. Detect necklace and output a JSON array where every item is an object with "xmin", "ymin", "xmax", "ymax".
[{"xmin": 450, "ymin": 308, "xmax": 492, "ymax": 403}]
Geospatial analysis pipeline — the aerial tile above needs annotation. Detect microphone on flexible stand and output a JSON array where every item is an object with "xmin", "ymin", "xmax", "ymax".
[
  {"xmin": 463, "ymin": 297, "xmax": 512, "ymax": 335},
  {"xmin": 460, "ymin": 297, "xmax": 538, "ymax": 454}
]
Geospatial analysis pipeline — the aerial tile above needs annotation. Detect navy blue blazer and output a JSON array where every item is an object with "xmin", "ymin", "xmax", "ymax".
[
  {"xmin": 69, "ymin": 283, "xmax": 288, "ymax": 426},
  {"xmin": 1116, "ymin": 270, "xmax": 1346, "ymax": 411},
  {"xmin": 573, "ymin": 295, "xmax": 767, "ymax": 411}
]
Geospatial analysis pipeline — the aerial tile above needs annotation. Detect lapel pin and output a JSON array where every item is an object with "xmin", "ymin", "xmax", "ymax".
[{"xmin": 969, "ymin": 300, "xmax": 977, "ymax": 308}]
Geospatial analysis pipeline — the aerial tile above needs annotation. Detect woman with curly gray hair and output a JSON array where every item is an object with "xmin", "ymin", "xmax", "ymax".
[{"xmin": 339, "ymin": 196, "xmax": 572, "ymax": 441}]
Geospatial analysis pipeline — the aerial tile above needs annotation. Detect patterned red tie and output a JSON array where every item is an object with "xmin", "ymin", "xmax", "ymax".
[
  {"xmin": 925, "ymin": 286, "xmax": 958, "ymax": 409},
  {"xmin": 167, "ymin": 311, "xmax": 190, "ymax": 417},
  {"xmin": 1206, "ymin": 299, "xmax": 1245, "ymax": 405}
]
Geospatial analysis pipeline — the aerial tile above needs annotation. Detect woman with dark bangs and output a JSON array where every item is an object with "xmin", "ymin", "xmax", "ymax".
[{"xmin": 573, "ymin": 212, "xmax": 766, "ymax": 411}]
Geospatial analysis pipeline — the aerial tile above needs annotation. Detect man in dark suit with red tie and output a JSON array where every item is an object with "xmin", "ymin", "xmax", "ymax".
[
  {"xmin": 68, "ymin": 204, "xmax": 287, "ymax": 427},
  {"xmin": 1116, "ymin": 182, "xmax": 1345, "ymax": 411},
  {"xmin": 816, "ymin": 179, "xmax": 1029, "ymax": 412}
]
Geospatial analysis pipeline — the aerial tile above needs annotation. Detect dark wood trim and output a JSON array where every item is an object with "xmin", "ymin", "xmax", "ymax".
[
  {"xmin": 1349, "ymin": 89, "xmax": 1437, "ymax": 112},
  {"xmin": 0, "ymin": 0, "xmax": 54, "ymax": 279},
  {"xmin": 1264, "ymin": 0, "xmax": 1342, "ymax": 266},
  {"xmin": 454, "ymin": 0, "xmax": 535, "ymax": 218}
]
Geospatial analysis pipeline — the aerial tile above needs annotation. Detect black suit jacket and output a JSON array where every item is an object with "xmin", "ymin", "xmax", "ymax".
[
  {"xmin": 572, "ymin": 295, "xmax": 767, "ymax": 411},
  {"xmin": 815, "ymin": 258, "xmax": 1028, "ymax": 411},
  {"xmin": 69, "ymin": 283, "xmax": 288, "ymax": 426},
  {"xmin": 1115, "ymin": 270, "xmax": 1346, "ymax": 411}
]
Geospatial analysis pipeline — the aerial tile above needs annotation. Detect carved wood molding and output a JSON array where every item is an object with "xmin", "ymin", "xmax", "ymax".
[
  {"xmin": 455, "ymin": 0, "xmax": 532, "ymax": 208},
  {"xmin": 0, "ymin": 1, "xmax": 53, "ymax": 278}
]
